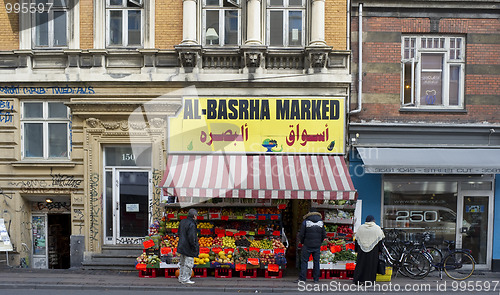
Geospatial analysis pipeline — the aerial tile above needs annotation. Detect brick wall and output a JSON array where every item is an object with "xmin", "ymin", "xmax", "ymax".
[
  {"xmin": 351, "ymin": 15, "xmax": 500, "ymax": 124},
  {"xmin": 155, "ymin": 0, "xmax": 183, "ymax": 49},
  {"xmin": 325, "ymin": 0, "xmax": 347, "ymax": 50},
  {"xmin": 80, "ymin": 0, "xmax": 94, "ymax": 49},
  {"xmin": 0, "ymin": 7, "xmax": 19, "ymax": 50}
]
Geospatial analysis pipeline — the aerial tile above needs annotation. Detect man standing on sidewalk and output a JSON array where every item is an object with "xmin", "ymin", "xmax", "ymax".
[
  {"xmin": 177, "ymin": 208, "xmax": 199, "ymax": 285},
  {"xmin": 295, "ymin": 209, "xmax": 326, "ymax": 283}
]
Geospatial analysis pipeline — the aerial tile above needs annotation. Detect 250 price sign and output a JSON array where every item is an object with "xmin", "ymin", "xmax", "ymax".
[{"xmin": 396, "ymin": 210, "xmax": 438, "ymax": 223}]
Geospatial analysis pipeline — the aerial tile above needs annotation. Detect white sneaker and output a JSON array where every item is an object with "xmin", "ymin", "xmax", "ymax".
[{"xmin": 181, "ymin": 280, "xmax": 195, "ymax": 284}]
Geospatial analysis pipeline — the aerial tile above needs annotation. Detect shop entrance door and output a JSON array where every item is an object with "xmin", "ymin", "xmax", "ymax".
[
  {"xmin": 457, "ymin": 192, "xmax": 493, "ymax": 270},
  {"xmin": 105, "ymin": 169, "xmax": 151, "ymax": 244}
]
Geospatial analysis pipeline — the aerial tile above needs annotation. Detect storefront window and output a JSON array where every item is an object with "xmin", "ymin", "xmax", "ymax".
[
  {"xmin": 383, "ymin": 180, "xmax": 458, "ymax": 244},
  {"xmin": 104, "ymin": 145, "xmax": 151, "ymax": 166}
]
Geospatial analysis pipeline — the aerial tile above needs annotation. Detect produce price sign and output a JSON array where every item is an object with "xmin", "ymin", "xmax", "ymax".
[
  {"xmin": 278, "ymin": 204, "xmax": 286, "ymax": 210},
  {"xmin": 197, "ymin": 216, "xmax": 205, "ymax": 220},
  {"xmin": 258, "ymin": 230, "xmax": 266, "ymax": 235},
  {"xmin": 212, "ymin": 247, "xmax": 223, "ymax": 253},
  {"xmin": 171, "ymin": 228, "xmax": 178, "ymax": 233},
  {"xmin": 262, "ymin": 250, "xmax": 272, "ymax": 255},
  {"xmin": 248, "ymin": 258, "xmax": 259, "ymax": 266},
  {"xmin": 270, "ymin": 215, "xmax": 279, "ymax": 220},
  {"xmin": 200, "ymin": 229, "xmax": 211, "ymax": 235},
  {"xmin": 136, "ymin": 263, "xmax": 147, "ymax": 270},
  {"xmin": 200, "ymin": 247, "xmax": 210, "ymax": 254},
  {"xmin": 258, "ymin": 215, "xmax": 266, "ymax": 220},
  {"xmin": 221, "ymin": 216, "xmax": 229, "ymax": 221},
  {"xmin": 179, "ymin": 215, "xmax": 187, "ymax": 220},
  {"xmin": 274, "ymin": 248, "xmax": 285, "ymax": 254},
  {"xmin": 167, "ymin": 214, "xmax": 175, "ymax": 219},
  {"xmin": 238, "ymin": 231, "xmax": 247, "ymax": 236},
  {"xmin": 272, "ymin": 231, "xmax": 280, "ymax": 236},
  {"xmin": 268, "ymin": 264, "xmax": 279, "ymax": 272},
  {"xmin": 217, "ymin": 233, "xmax": 225, "ymax": 238},
  {"xmin": 143, "ymin": 239, "xmax": 155, "ymax": 249},
  {"xmin": 249, "ymin": 247, "xmax": 260, "ymax": 252},
  {"xmin": 225, "ymin": 231, "xmax": 234, "ymax": 236},
  {"xmin": 236, "ymin": 263, "xmax": 247, "ymax": 271},
  {"xmin": 224, "ymin": 248, "xmax": 234, "ymax": 254},
  {"xmin": 214, "ymin": 228, "xmax": 224, "ymax": 235},
  {"xmin": 161, "ymin": 247, "xmax": 172, "ymax": 254}
]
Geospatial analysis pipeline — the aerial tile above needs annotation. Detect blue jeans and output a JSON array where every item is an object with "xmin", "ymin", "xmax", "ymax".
[{"xmin": 299, "ymin": 246, "xmax": 321, "ymax": 281}]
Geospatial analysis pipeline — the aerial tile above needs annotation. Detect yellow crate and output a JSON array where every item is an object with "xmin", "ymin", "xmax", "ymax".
[{"xmin": 376, "ymin": 267, "xmax": 392, "ymax": 282}]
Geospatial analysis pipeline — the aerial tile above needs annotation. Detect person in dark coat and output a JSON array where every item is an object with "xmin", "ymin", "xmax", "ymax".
[
  {"xmin": 295, "ymin": 209, "xmax": 327, "ymax": 283},
  {"xmin": 352, "ymin": 215, "xmax": 385, "ymax": 285},
  {"xmin": 177, "ymin": 208, "xmax": 199, "ymax": 284}
]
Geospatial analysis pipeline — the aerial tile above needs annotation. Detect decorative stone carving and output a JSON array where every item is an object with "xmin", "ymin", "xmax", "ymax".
[
  {"xmin": 101, "ymin": 121, "xmax": 121, "ymax": 130},
  {"xmin": 129, "ymin": 121, "xmax": 147, "ymax": 130},
  {"xmin": 150, "ymin": 118, "xmax": 165, "ymax": 128},
  {"xmin": 310, "ymin": 52, "xmax": 327, "ymax": 68},
  {"xmin": 180, "ymin": 51, "xmax": 197, "ymax": 67},
  {"xmin": 245, "ymin": 52, "xmax": 261, "ymax": 68},
  {"xmin": 86, "ymin": 118, "xmax": 99, "ymax": 128}
]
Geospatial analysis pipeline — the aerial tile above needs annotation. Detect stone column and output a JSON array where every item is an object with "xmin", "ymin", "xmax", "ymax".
[
  {"xmin": 245, "ymin": 0, "xmax": 262, "ymax": 45},
  {"xmin": 181, "ymin": 0, "xmax": 198, "ymax": 45},
  {"xmin": 309, "ymin": 0, "xmax": 326, "ymax": 46}
]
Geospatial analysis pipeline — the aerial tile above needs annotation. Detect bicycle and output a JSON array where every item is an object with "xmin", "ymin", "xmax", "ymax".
[
  {"xmin": 418, "ymin": 240, "xmax": 475, "ymax": 280},
  {"xmin": 381, "ymin": 240, "xmax": 431, "ymax": 279}
]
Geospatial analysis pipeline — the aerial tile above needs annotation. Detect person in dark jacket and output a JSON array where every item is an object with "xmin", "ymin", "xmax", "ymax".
[
  {"xmin": 177, "ymin": 208, "xmax": 199, "ymax": 284},
  {"xmin": 295, "ymin": 209, "xmax": 327, "ymax": 283},
  {"xmin": 352, "ymin": 215, "xmax": 385, "ymax": 285}
]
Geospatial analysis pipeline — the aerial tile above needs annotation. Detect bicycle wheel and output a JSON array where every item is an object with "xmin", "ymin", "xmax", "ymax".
[
  {"xmin": 443, "ymin": 251, "xmax": 475, "ymax": 280},
  {"xmin": 403, "ymin": 251, "xmax": 431, "ymax": 279},
  {"xmin": 425, "ymin": 246, "xmax": 442, "ymax": 271}
]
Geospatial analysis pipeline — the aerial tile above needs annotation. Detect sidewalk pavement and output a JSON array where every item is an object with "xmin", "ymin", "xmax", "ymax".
[{"xmin": 0, "ymin": 267, "xmax": 497, "ymax": 293}]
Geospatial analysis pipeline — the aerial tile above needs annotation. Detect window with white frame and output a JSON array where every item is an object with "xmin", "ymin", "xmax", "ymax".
[
  {"xmin": 203, "ymin": 0, "xmax": 241, "ymax": 46},
  {"xmin": 21, "ymin": 102, "xmax": 70, "ymax": 159},
  {"xmin": 32, "ymin": 0, "xmax": 68, "ymax": 48},
  {"xmin": 267, "ymin": 0, "xmax": 305, "ymax": 47},
  {"xmin": 402, "ymin": 36, "xmax": 465, "ymax": 108},
  {"xmin": 106, "ymin": 0, "xmax": 143, "ymax": 47}
]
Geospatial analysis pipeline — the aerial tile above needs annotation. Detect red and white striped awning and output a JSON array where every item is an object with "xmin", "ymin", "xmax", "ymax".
[{"xmin": 160, "ymin": 155, "xmax": 357, "ymax": 200}]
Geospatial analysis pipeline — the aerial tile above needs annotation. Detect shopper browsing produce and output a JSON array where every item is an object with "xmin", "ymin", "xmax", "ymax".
[{"xmin": 177, "ymin": 208, "xmax": 199, "ymax": 285}]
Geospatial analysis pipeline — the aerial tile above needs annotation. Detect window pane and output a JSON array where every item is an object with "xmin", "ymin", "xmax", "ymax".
[
  {"xmin": 48, "ymin": 102, "xmax": 67, "ymax": 118},
  {"xmin": 288, "ymin": 11, "xmax": 302, "ymax": 46},
  {"xmin": 223, "ymin": 0, "xmax": 239, "ymax": 8},
  {"xmin": 35, "ymin": 12, "xmax": 49, "ymax": 46},
  {"xmin": 109, "ymin": 10, "xmax": 123, "ymax": 45},
  {"xmin": 53, "ymin": 0, "xmax": 67, "ymax": 7},
  {"xmin": 269, "ymin": 11, "xmax": 283, "ymax": 46},
  {"xmin": 420, "ymin": 73, "xmax": 443, "ymax": 106},
  {"xmin": 205, "ymin": 10, "xmax": 220, "ymax": 45},
  {"xmin": 421, "ymin": 53, "xmax": 443, "ymax": 70},
  {"xmin": 403, "ymin": 63, "xmax": 413, "ymax": 104},
  {"xmin": 224, "ymin": 10, "xmax": 238, "ymax": 45},
  {"xmin": 53, "ymin": 11, "xmax": 67, "ymax": 46},
  {"xmin": 24, "ymin": 103, "xmax": 43, "ymax": 118},
  {"xmin": 269, "ymin": 0, "xmax": 283, "ymax": 6},
  {"xmin": 449, "ymin": 65, "xmax": 460, "ymax": 106},
  {"xmin": 25, "ymin": 123, "xmax": 43, "ymax": 158},
  {"xmin": 289, "ymin": 0, "xmax": 303, "ymax": 6},
  {"xmin": 128, "ymin": 10, "xmax": 141, "ymax": 45},
  {"xmin": 205, "ymin": 0, "xmax": 219, "ymax": 6},
  {"xmin": 109, "ymin": 0, "xmax": 123, "ymax": 5},
  {"xmin": 48, "ymin": 123, "xmax": 68, "ymax": 157}
]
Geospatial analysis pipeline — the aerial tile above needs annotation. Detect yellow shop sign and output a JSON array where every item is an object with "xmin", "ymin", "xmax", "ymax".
[{"xmin": 168, "ymin": 97, "xmax": 345, "ymax": 154}]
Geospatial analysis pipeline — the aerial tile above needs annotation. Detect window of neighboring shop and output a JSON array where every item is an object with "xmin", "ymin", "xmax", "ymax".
[
  {"xmin": 267, "ymin": 0, "xmax": 305, "ymax": 47},
  {"xmin": 32, "ymin": 0, "xmax": 68, "ymax": 48},
  {"xmin": 202, "ymin": 0, "xmax": 241, "ymax": 46},
  {"xmin": 383, "ymin": 180, "xmax": 458, "ymax": 243},
  {"xmin": 21, "ymin": 101, "xmax": 70, "ymax": 159},
  {"xmin": 106, "ymin": 0, "xmax": 143, "ymax": 47},
  {"xmin": 401, "ymin": 36, "xmax": 465, "ymax": 109}
]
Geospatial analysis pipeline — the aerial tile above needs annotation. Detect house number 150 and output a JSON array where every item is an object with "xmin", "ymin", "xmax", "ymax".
[{"xmin": 122, "ymin": 153, "xmax": 136, "ymax": 161}]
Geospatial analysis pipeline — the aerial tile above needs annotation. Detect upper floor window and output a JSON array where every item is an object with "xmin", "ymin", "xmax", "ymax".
[
  {"xmin": 267, "ymin": 0, "xmax": 305, "ymax": 47},
  {"xmin": 21, "ymin": 102, "xmax": 70, "ymax": 160},
  {"xmin": 106, "ymin": 0, "xmax": 143, "ymax": 47},
  {"xmin": 402, "ymin": 36, "xmax": 465, "ymax": 109},
  {"xmin": 32, "ymin": 0, "xmax": 68, "ymax": 48},
  {"xmin": 202, "ymin": 0, "xmax": 241, "ymax": 46}
]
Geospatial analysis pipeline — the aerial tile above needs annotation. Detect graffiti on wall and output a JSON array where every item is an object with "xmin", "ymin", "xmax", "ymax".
[
  {"xmin": 34, "ymin": 202, "xmax": 71, "ymax": 212},
  {"xmin": 0, "ymin": 85, "xmax": 95, "ymax": 95},
  {"xmin": 73, "ymin": 208, "xmax": 84, "ymax": 235},
  {"xmin": 89, "ymin": 173, "xmax": 100, "ymax": 251},
  {"xmin": 0, "ymin": 100, "xmax": 13, "ymax": 123},
  {"xmin": 9, "ymin": 169, "xmax": 82, "ymax": 194},
  {"xmin": 152, "ymin": 169, "xmax": 162, "ymax": 221},
  {"xmin": 116, "ymin": 237, "xmax": 144, "ymax": 245}
]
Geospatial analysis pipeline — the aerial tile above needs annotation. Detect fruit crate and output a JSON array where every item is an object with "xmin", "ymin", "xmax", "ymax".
[
  {"xmin": 193, "ymin": 267, "xmax": 208, "ymax": 278},
  {"xmin": 238, "ymin": 269, "xmax": 258, "ymax": 278},
  {"xmin": 306, "ymin": 269, "xmax": 326, "ymax": 280},
  {"xmin": 264, "ymin": 270, "xmax": 282, "ymax": 279},
  {"xmin": 325, "ymin": 269, "xmax": 354, "ymax": 280},
  {"xmin": 215, "ymin": 268, "xmax": 233, "ymax": 278},
  {"xmin": 164, "ymin": 267, "xmax": 178, "ymax": 278},
  {"xmin": 139, "ymin": 268, "xmax": 159, "ymax": 278}
]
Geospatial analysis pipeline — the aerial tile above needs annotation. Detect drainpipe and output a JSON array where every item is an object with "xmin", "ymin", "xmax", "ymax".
[{"xmin": 350, "ymin": 3, "xmax": 363, "ymax": 114}]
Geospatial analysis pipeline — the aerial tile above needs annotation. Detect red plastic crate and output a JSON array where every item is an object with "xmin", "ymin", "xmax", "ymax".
[
  {"xmin": 306, "ymin": 269, "xmax": 326, "ymax": 280},
  {"xmin": 239, "ymin": 269, "xmax": 258, "ymax": 278},
  {"xmin": 265, "ymin": 270, "xmax": 282, "ymax": 279},
  {"xmin": 193, "ymin": 268, "xmax": 208, "ymax": 278},
  {"xmin": 165, "ymin": 268, "xmax": 178, "ymax": 278},
  {"xmin": 326, "ymin": 270, "xmax": 354, "ymax": 279},
  {"xmin": 139, "ymin": 268, "xmax": 158, "ymax": 278},
  {"xmin": 215, "ymin": 268, "xmax": 233, "ymax": 278}
]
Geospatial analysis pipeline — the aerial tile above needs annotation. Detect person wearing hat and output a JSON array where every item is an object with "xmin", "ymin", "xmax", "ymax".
[
  {"xmin": 295, "ymin": 209, "xmax": 327, "ymax": 283},
  {"xmin": 177, "ymin": 208, "xmax": 199, "ymax": 284},
  {"xmin": 352, "ymin": 215, "xmax": 385, "ymax": 285}
]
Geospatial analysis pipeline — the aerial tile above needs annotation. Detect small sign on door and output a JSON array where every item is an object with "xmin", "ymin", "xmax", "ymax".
[{"xmin": 126, "ymin": 204, "xmax": 140, "ymax": 212}]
